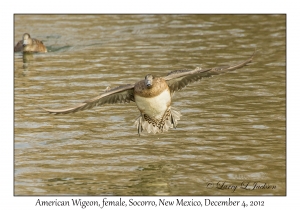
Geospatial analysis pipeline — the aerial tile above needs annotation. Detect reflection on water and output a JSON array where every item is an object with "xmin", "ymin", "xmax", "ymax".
[{"xmin": 14, "ymin": 14, "xmax": 286, "ymax": 195}]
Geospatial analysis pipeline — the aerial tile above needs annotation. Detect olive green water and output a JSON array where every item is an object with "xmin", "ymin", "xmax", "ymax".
[{"xmin": 14, "ymin": 14, "xmax": 285, "ymax": 195}]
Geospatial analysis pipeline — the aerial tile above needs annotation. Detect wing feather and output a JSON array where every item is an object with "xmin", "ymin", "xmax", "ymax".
[
  {"xmin": 164, "ymin": 50, "xmax": 256, "ymax": 94},
  {"xmin": 43, "ymin": 84, "xmax": 135, "ymax": 114}
]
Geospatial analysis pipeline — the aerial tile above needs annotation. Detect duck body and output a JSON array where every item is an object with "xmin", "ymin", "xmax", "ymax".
[
  {"xmin": 134, "ymin": 76, "xmax": 171, "ymax": 119},
  {"xmin": 134, "ymin": 75, "xmax": 180, "ymax": 134},
  {"xmin": 14, "ymin": 33, "xmax": 47, "ymax": 53}
]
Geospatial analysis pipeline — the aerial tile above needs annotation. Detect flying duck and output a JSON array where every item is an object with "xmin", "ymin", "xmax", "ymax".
[
  {"xmin": 14, "ymin": 33, "xmax": 47, "ymax": 53},
  {"xmin": 44, "ymin": 51, "xmax": 256, "ymax": 135}
]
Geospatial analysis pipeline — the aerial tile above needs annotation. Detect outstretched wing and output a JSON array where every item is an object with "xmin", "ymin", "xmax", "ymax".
[
  {"xmin": 164, "ymin": 50, "xmax": 256, "ymax": 94},
  {"xmin": 43, "ymin": 84, "xmax": 135, "ymax": 114}
]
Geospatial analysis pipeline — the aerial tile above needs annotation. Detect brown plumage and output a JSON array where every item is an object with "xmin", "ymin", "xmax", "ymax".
[
  {"xmin": 14, "ymin": 33, "xmax": 47, "ymax": 53},
  {"xmin": 43, "ymin": 50, "xmax": 256, "ymax": 135}
]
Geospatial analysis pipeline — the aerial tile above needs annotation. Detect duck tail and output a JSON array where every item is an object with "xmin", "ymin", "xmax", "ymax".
[{"xmin": 134, "ymin": 107, "xmax": 181, "ymax": 135}]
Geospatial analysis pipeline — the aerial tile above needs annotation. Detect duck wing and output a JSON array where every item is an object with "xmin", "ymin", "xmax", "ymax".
[
  {"xmin": 14, "ymin": 40, "xmax": 23, "ymax": 52},
  {"xmin": 43, "ymin": 84, "xmax": 135, "ymax": 114},
  {"xmin": 164, "ymin": 50, "xmax": 256, "ymax": 94}
]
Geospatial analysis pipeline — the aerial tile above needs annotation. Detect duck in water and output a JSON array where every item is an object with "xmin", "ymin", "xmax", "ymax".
[{"xmin": 14, "ymin": 33, "xmax": 47, "ymax": 53}]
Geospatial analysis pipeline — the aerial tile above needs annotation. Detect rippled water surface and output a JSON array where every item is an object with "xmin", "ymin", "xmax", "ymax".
[{"xmin": 14, "ymin": 14, "xmax": 286, "ymax": 195}]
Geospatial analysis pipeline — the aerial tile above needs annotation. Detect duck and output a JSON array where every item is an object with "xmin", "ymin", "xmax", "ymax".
[
  {"xmin": 14, "ymin": 33, "xmax": 47, "ymax": 53},
  {"xmin": 44, "ymin": 51, "xmax": 256, "ymax": 135}
]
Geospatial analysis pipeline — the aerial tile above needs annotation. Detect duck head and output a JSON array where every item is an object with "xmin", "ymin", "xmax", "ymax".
[
  {"xmin": 145, "ymin": 74, "xmax": 154, "ymax": 89},
  {"xmin": 22, "ymin": 33, "xmax": 32, "ymax": 46}
]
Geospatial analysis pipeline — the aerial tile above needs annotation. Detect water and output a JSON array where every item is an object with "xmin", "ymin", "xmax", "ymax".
[{"xmin": 14, "ymin": 14, "xmax": 285, "ymax": 195}]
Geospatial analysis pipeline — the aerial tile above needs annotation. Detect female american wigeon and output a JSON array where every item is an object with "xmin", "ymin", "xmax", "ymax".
[
  {"xmin": 44, "ymin": 51, "xmax": 256, "ymax": 135},
  {"xmin": 14, "ymin": 33, "xmax": 47, "ymax": 53}
]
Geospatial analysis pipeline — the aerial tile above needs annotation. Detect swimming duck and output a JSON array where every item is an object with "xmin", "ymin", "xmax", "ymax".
[
  {"xmin": 14, "ymin": 33, "xmax": 47, "ymax": 53},
  {"xmin": 44, "ymin": 51, "xmax": 256, "ymax": 135}
]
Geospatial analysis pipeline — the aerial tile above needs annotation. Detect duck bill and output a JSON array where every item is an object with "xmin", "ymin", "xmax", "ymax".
[
  {"xmin": 146, "ymin": 79, "xmax": 152, "ymax": 87},
  {"xmin": 23, "ymin": 40, "xmax": 29, "ymax": 46}
]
